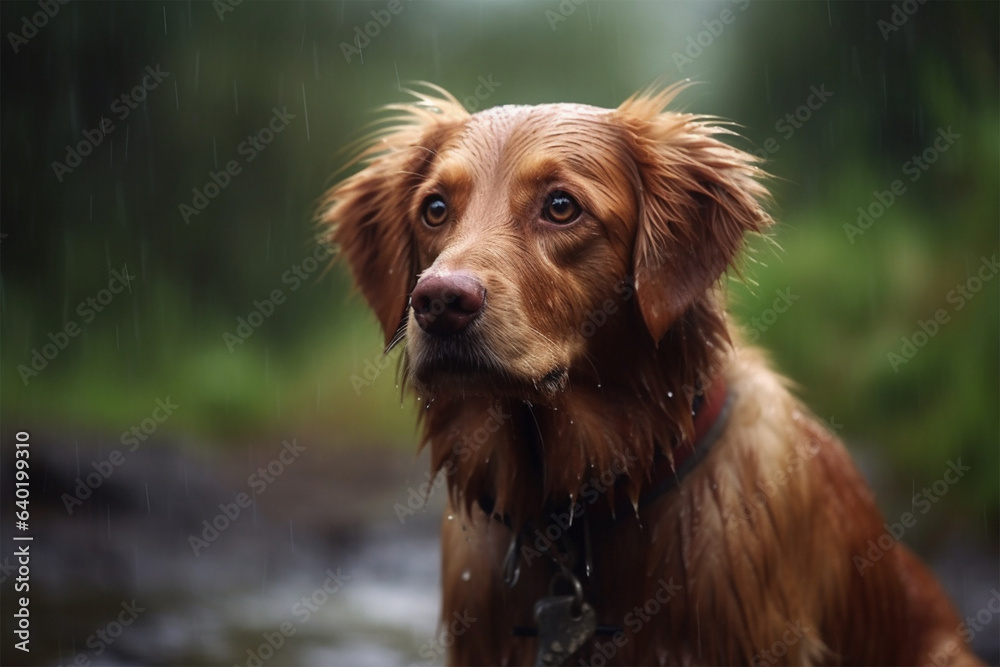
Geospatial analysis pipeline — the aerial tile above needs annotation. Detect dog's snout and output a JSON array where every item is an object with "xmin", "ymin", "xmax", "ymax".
[{"xmin": 411, "ymin": 272, "xmax": 486, "ymax": 335}]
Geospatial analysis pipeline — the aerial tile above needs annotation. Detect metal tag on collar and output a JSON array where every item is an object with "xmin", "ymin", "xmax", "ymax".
[
  {"xmin": 533, "ymin": 571, "xmax": 596, "ymax": 667},
  {"xmin": 504, "ymin": 531, "xmax": 522, "ymax": 588}
]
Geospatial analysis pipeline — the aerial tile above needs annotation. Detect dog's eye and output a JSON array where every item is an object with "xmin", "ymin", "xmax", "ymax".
[
  {"xmin": 543, "ymin": 191, "xmax": 581, "ymax": 225},
  {"xmin": 422, "ymin": 194, "xmax": 448, "ymax": 226}
]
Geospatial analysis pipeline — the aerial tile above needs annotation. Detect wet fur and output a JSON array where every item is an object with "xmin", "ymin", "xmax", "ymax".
[{"xmin": 322, "ymin": 85, "xmax": 978, "ymax": 666}]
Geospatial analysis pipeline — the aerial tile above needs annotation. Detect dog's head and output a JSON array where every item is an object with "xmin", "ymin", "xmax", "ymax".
[{"xmin": 323, "ymin": 84, "xmax": 771, "ymax": 401}]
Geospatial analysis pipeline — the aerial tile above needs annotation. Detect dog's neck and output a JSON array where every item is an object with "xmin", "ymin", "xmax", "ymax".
[{"xmin": 419, "ymin": 299, "xmax": 732, "ymax": 529}]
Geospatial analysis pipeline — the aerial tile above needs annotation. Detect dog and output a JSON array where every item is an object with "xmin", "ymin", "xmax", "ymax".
[{"xmin": 322, "ymin": 84, "xmax": 979, "ymax": 666}]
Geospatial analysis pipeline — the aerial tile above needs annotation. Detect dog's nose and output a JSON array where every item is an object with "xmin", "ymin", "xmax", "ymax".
[{"xmin": 411, "ymin": 272, "xmax": 486, "ymax": 335}]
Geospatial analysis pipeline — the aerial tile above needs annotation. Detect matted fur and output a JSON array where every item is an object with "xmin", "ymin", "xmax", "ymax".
[{"xmin": 321, "ymin": 84, "xmax": 979, "ymax": 666}]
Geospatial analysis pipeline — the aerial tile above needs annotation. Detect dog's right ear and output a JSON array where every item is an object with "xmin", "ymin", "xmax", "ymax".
[{"xmin": 320, "ymin": 89, "xmax": 468, "ymax": 347}]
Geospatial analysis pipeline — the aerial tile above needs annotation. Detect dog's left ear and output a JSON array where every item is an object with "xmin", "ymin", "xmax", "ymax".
[{"xmin": 617, "ymin": 88, "xmax": 773, "ymax": 343}]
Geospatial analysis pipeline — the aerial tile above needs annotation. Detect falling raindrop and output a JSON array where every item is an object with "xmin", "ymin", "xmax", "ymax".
[{"xmin": 301, "ymin": 83, "xmax": 311, "ymax": 140}]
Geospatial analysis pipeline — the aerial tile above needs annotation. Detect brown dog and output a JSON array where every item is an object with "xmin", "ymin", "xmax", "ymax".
[{"xmin": 322, "ymin": 84, "xmax": 979, "ymax": 666}]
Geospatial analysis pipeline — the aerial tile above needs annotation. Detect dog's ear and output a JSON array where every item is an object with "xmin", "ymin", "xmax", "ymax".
[
  {"xmin": 617, "ymin": 86, "xmax": 773, "ymax": 343},
  {"xmin": 320, "ymin": 89, "xmax": 468, "ymax": 346}
]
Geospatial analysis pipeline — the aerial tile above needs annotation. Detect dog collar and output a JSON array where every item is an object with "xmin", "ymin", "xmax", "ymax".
[
  {"xmin": 477, "ymin": 374, "xmax": 732, "ymax": 525},
  {"xmin": 637, "ymin": 375, "xmax": 732, "ymax": 510},
  {"xmin": 490, "ymin": 375, "xmax": 733, "ymax": 653}
]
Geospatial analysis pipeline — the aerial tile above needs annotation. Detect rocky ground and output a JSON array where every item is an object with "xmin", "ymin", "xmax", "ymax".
[{"xmin": 0, "ymin": 430, "xmax": 996, "ymax": 666}]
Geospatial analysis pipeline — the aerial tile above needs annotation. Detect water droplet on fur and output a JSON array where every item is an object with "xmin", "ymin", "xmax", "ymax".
[
  {"xmin": 462, "ymin": 569, "xmax": 471, "ymax": 581},
  {"xmin": 667, "ymin": 391, "xmax": 674, "ymax": 398},
  {"xmin": 447, "ymin": 514, "xmax": 454, "ymax": 520}
]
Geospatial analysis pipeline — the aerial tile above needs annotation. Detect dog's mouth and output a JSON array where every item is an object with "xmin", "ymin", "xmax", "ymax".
[
  {"xmin": 409, "ymin": 332, "xmax": 502, "ymax": 377},
  {"xmin": 408, "ymin": 331, "xmax": 569, "ymax": 400}
]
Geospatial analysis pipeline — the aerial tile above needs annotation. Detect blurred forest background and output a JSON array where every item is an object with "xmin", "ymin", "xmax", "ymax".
[{"xmin": 1, "ymin": 1, "xmax": 997, "ymax": 665}]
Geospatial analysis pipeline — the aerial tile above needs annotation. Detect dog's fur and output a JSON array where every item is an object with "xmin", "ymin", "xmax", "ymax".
[{"xmin": 322, "ymin": 85, "xmax": 979, "ymax": 666}]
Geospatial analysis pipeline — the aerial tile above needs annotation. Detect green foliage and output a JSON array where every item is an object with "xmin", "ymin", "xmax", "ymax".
[{"xmin": 2, "ymin": 1, "xmax": 996, "ymax": 513}]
